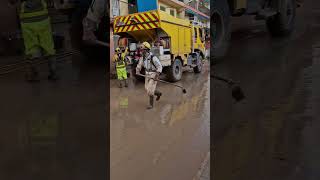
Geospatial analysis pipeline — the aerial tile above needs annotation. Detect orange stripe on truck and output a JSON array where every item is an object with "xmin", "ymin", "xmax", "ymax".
[
  {"xmin": 144, "ymin": 13, "xmax": 158, "ymax": 27},
  {"xmin": 123, "ymin": 15, "xmax": 131, "ymax": 25},
  {"xmin": 138, "ymin": 14, "xmax": 153, "ymax": 29},
  {"xmin": 114, "ymin": 11, "xmax": 161, "ymax": 33},
  {"xmin": 123, "ymin": 25, "xmax": 130, "ymax": 32},
  {"xmin": 150, "ymin": 12, "xmax": 159, "ymax": 21}
]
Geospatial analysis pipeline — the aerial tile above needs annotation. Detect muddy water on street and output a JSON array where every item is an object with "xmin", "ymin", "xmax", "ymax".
[
  {"xmin": 213, "ymin": 1, "xmax": 320, "ymax": 180},
  {"xmin": 0, "ymin": 56, "xmax": 107, "ymax": 180},
  {"xmin": 110, "ymin": 64, "xmax": 210, "ymax": 180}
]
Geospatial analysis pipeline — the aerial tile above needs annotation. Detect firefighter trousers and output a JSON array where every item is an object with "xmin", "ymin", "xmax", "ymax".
[{"xmin": 145, "ymin": 72, "xmax": 158, "ymax": 96}]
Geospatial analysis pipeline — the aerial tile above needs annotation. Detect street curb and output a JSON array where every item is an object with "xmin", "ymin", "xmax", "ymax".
[{"xmin": 193, "ymin": 151, "xmax": 210, "ymax": 180}]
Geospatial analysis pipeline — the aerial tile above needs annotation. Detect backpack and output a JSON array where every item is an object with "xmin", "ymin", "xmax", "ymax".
[{"xmin": 150, "ymin": 55, "xmax": 157, "ymax": 69}]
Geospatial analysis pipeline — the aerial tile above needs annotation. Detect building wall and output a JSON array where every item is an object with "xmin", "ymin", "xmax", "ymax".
[
  {"xmin": 185, "ymin": 0, "xmax": 210, "ymax": 28},
  {"xmin": 120, "ymin": 0, "xmax": 129, "ymax": 16},
  {"xmin": 188, "ymin": 0, "xmax": 199, "ymax": 10},
  {"xmin": 158, "ymin": 1, "xmax": 189, "ymax": 19},
  {"xmin": 110, "ymin": 0, "xmax": 115, "ymax": 17},
  {"xmin": 111, "ymin": 0, "xmax": 130, "ymax": 17},
  {"xmin": 158, "ymin": 2, "xmax": 178, "ymax": 18},
  {"xmin": 179, "ymin": 10, "xmax": 186, "ymax": 19}
]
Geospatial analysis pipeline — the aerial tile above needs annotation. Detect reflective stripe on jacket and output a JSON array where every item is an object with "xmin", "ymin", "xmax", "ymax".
[
  {"xmin": 115, "ymin": 54, "xmax": 126, "ymax": 68},
  {"xmin": 19, "ymin": 0, "xmax": 49, "ymax": 23}
]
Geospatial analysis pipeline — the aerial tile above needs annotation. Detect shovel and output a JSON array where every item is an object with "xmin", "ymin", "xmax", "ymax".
[
  {"xmin": 212, "ymin": 75, "xmax": 245, "ymax": 102},
  {"xmin": 136, "ymin": 73, "xmax": 187, "ymax": 94}
]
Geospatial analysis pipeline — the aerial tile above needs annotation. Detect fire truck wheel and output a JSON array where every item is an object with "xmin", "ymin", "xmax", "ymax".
[
  {"xmin": 211, "ymin": 0, "xmax": 231, "ymax": 62},
  {"xmin": 194, "ymin": 55, "xmax": 203, "ymax": 73},
  {"xmin": 266, "ymin": 0, "xmax": 296, "ymax": 36},
  {"xmin": 167, "ymin": 59, "xmax": 182, "ymax": 82}
]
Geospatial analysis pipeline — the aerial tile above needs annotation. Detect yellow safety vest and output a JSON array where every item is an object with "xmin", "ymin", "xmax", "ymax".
[
  {"xmin": 115, "ymin": 54, "xmax": 126, "ymax": 68},
  {"xmin": 19, "ymin": 0, "xmax": 49, "ymax": 23}
]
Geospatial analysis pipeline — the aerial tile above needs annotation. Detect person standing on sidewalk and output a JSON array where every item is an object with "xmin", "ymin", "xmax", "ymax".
[
  {"xmin": 136, "ymin": 42, "xmax": 163, "ymax": 109},
  {"xmin": 19, "ymin": 0, "xmax": 58, "ymax": 81},
  {"xmin": 113, "ymin": 47, "xmax": 128, "ymax": 88}
]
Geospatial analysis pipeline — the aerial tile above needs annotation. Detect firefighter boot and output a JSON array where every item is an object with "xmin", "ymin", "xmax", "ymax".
[
  {"xmin": 147, "ymin": 95, "xmax": 154, "ymax": 109},
  {"xmin": 119, "ymin": 80, "xmax": 123, "ymax": 88},
  {"xmin": 124, "ymin": 79, "xmax": 128, "ymax": 87},
  {"xmin": 25, "ymin": 60, "xmax": 40, "ymax": 82},
  {"xmin": 155, "ymin": 90, "xmax": 162, "ymax": 101},
  {"xmin": 48, "ymin": 57, "xmax": 59, "ymax": 81}
]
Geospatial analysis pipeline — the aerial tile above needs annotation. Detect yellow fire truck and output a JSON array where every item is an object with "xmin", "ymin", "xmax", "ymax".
[{"xmin": 113, "ymin": 9, "xmax": 206, "ymax": 82}]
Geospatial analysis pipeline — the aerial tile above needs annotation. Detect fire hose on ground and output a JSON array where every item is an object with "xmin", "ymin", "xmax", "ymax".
[
  {"xmin": 212, "ymin": 75, "xmax": 245, "ymax": 102},
  {"xmin": 135, "ymin": 73, "xmax": 187, "ymax": 94}
]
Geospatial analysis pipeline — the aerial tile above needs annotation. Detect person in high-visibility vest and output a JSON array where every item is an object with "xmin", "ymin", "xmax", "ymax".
[
  {"xmin": 113, "ymin": 47, "xmax": 128, "ymax": 88},
  {"xmin": 19, "ymin": 0, "xmax": 58, "ymax": 81}
]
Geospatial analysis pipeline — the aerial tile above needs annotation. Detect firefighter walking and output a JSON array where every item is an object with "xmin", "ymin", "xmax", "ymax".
[
  {"xmin": 113, "ymin": 47, "xmax": 128, "ymax": 88},
  {"xmin": 136, "ymin": 42, "xmax": 162, "ymax": 109},
  {"xmin": 19, "ymin": 0, "xmax": 58, "ymax": 81}
]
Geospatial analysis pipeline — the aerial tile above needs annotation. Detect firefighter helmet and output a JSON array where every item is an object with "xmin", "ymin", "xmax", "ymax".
[{"xmin": 142, "ymin": 42, "xmax": 151, "ymax": 50}]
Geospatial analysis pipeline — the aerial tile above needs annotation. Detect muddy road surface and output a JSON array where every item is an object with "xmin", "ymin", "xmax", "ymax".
[
  {"xmin": 110, "ymin": 64, "xmax": 210, "ymax": 180},
  {"xmin": 0, "ymin": 55, "xmax": 107, "ymax": 180},
  {"xmin": 213, "ymin": 1, "xmax": 320, "ymax": 180}
]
